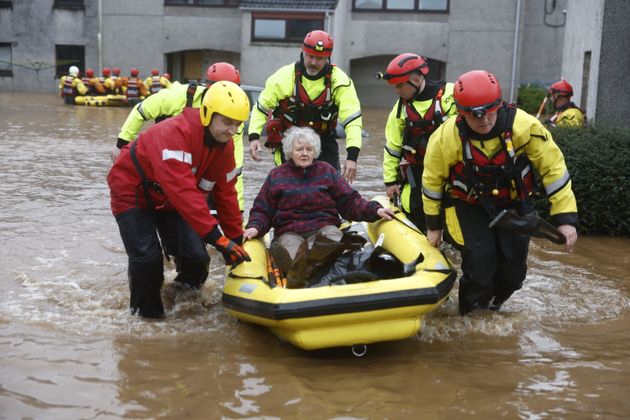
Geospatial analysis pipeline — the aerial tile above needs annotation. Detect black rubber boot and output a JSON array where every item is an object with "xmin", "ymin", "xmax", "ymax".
[
  {"xmin": 173, "ymin": 257, "xmax": 210, "ymax": 290},
  {"xmin": 128, "ymin": 260, "xmax": 165, "ymax": 319}
]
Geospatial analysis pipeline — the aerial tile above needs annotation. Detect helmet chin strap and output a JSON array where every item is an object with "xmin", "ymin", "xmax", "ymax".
[{"xmin": 407, "ymin": 77, "xmax": 425, "ymax": 98}]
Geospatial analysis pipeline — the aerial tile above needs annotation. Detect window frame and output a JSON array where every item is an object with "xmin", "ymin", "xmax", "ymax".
[
  {"xmin": 55, "ymin": 44, "xmax": 85, "ymax": 78},
  {"xmin": 164, "ymin": 0, "xmax": 240, "ymax": 7},
  {"xmin": 0, "ymin": 42, "xmax": 13, "ymax": 77},
  {"xmin": 53, "ymin": 0, "xmax": 85, "ymax": 11},
  {"xmin": 251, "ymin": 12, "xmax": 325, "ymax": 43},
  {"xmin": 352, "ymin": 0, "xmax": 449, "ymax": 13}
]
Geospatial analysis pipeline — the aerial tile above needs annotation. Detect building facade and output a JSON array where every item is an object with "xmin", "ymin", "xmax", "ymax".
[{"xmin": 1, "ymin": 0, "xmax": 591, "ymax": 114}]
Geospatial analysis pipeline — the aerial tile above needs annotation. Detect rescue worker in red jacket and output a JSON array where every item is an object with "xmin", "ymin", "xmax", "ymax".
[
  {"xmin": 107, "ymin": 81, "xmax": 251, "ymax": 319},
  {"xmin": 422, "ymin": 70, "xmax": 578, "ymax": 315},
  {"xmin": 378, "ymin": 53, "xmax": 457, "ymax": 230},
  {"xmin": 113, "ymin": 63, "xmax": 247, "ymax": 212},
  {"xmin": 248, "ymin": 30, "xmax": 363, "ymax": 183},
  {"xmin": 545, "ymin": 79, "xmax": 585, "ymax": 128}
]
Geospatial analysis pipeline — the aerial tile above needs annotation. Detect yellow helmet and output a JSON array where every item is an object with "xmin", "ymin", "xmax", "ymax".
[{"xmin": 199, "ymin": 81, "xmax": 250, "ymax": 127}]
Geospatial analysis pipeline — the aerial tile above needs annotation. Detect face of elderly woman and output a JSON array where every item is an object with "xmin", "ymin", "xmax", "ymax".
[{"xmin": 290, "ymin": 138, "xmax": 316, "ymax": 168}]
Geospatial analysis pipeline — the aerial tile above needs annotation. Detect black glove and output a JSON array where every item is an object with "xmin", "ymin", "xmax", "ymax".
[
  {"xmin": 205, "ymin": 229, "xmax": 250, "ymax": 268},
  {"xmin": 116, "ymin": 137, "xmax": 130, "ymax": 149}
]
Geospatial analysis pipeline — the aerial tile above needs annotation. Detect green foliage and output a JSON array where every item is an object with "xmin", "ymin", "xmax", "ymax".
[
  {"xmin": 517, "ymin": 84, "xmax": 548, "ymax": 115},
  {"xmin": 535, "ymin": 125, "xmax": 630, "ymax": 236}
]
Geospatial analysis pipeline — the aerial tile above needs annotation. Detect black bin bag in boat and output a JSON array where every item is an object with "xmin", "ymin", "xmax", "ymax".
[{"xmin": 306, "ymin": 244, "xmax": 418, "ymax": 288}]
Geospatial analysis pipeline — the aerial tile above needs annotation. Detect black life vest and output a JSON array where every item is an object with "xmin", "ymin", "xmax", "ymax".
[
  {"xmin": 273, "ymin": 62, "xmax": 339, "ymax": 140},
  {"xmin": 399, "ymin": 82, "xmax": 448, "ymax": 166},
  {"xmin": 449, "ymin": 104, "xmax": 534, "ymax": 209}
]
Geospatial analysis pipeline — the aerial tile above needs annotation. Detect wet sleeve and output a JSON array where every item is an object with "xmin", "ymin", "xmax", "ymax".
[{"xmin": 383, "ymin": 102, "xmax": 405, "ymax": 185}]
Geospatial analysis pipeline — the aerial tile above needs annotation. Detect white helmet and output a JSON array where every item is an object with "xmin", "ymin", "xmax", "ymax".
[{"xmin": 69, "ymin": 66, "xmax": 79, "ymax": 77}]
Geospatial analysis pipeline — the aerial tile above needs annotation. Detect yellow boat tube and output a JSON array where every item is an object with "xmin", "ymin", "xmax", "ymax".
[{"xmin": 222, "ymin": 197, "xmax": 456, "ymax": 351}]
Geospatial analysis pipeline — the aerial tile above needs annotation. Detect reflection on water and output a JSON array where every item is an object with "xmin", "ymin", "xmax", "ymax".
[{"xmin": 1, "ymin": 92, "xmax": 629, "ymax": 418}]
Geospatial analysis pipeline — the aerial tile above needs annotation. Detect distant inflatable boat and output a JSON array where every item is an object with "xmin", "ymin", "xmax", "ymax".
[
  {"xmin": 70, "ymin": 94, "xmax": 142, "ymax": 107},
  {"xmin": 222, "ymin": 197, "xmax": 456, "ymax": 352}
]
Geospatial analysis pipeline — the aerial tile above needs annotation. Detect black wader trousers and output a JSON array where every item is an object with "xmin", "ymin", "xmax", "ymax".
[
  {"xmin": 445, "ymin": 201, "xmax": 530, "ymax": 315},
  {"xmin": 116, "ymin": 208, "xmax": 210, "ymax": 318}
]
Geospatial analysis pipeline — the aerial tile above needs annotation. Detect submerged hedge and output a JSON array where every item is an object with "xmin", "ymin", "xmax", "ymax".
[{"xmin": 536, "ymin": 125, "xmax": 630, "ymax": 236}]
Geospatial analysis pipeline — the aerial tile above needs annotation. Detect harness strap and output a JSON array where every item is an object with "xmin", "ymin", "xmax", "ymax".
[
  {"xmin": 130, "ymin": 141, "xmax": 161, "ymax": 210},
  {"xmin": 185, "ymin": 82, "xmax": 197, "ymax": 107}
]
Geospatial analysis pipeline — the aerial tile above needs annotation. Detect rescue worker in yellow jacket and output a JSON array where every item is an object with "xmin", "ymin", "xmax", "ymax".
[
  {"xmin": 248, "ymin": 30, "xmax": 363, "ymax": 183},
  {"xmin": 422, "ymin": 70, "xmax": 578, "ymax": 315},
  {"xmin": 113, "ymin": 63, "xmax": 246, "ymax": 211},
  {"xmin": 59, "ymin": 66, "xmax": 88, "ymax": 104},
  {"xmin": 379, "ymin": 53, "xmax": 457, "ymax": 229},
  {"xmin": 81, "ymin": 68, "xmax": 106, "ymax": 96},
  {"xmin": 99, "ymin": 67, "xmax": 117, "ymax": 95},
  {"xmin": 121, "ymin": 68, "xmax": 149, "ymax": 103},
  {"xmin": 546, "ymin": 79, "xmax": 585, "ymax": 128},
  {"xmin": 144, "ymin": 69, "xmax": 172, "ymax": 95}
]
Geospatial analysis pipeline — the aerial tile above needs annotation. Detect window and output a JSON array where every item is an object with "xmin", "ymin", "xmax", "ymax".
[
  {"xmin": 0, "ymin": 43, "xmax": 12, "ymax": 76},
  {"xmin": 55, "ymin": 44, "xmax": 85, "ymax": 78},
  {"xmin": 0, "ymin": 1, "xmax": 13, "ymax": 9},
  {"xmin": 353, "ymin": 0, "xmax": 448, "ymax": 12},
  {"xmin": 252, "ymin": 13, "xmax": 324, "ymax": 42},
  {"xmin": 53, "ymin": 0, "xmax": 85, "ymax": 10},
  {"xmin": 164, "ymin": 0, "xmax": 240, "ymax": 6}
]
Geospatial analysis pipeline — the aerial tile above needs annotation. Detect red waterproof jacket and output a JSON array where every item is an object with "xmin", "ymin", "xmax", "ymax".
[{"xmin": 108, "ymin": 107, "xmax": 242, "ymax": 240}]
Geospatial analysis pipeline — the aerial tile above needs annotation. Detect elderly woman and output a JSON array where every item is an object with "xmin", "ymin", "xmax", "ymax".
[{"xmin": 243, "ymin": 126, "xmax": 394, "ymax": 287}]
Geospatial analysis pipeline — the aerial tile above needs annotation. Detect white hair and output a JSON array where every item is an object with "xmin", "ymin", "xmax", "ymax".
[{"xmin": 281, "ymin": 126, "xmax": 321, "ymax": 159}]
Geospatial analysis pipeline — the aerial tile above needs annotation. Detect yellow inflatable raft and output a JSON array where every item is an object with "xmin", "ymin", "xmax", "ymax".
[
  {"xmin": 222, "ymin": 198, "xmax": 456, "ymax": 352},
  {"xmin": 73, "ymin": 94, "xmax": 139, "ymax": 107}
]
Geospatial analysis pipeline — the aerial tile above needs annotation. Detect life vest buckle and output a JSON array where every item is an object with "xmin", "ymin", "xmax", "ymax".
[{"xmin": 321, "ymin": 111, "xmax": 331, "ymax": 121}]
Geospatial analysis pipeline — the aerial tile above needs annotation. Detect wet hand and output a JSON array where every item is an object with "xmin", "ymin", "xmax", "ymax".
[
  {"xmin": 377, "ymin": 207, "xmax": 395, "ymax": 221},
  {"xmin": 249, "ymin": 140, "xmax": 262, "ymax": 162},
  {"xmin": 427, "ymin": 229, "xmax": 443, "ymax": 248},
  {"xmin": 557, "ymin": 224, "xmax": 577, "ymax": 252},
  {"xmin": 386, "ymin": 185, "xmax": 400, "ymax": 199},
  {"xmin": 243, "ymin": 227, "xmax": 259, "ymax": 241},
  {"xmin": 342, "ymin": 160, "xmax": 357, "ymax": 184}
]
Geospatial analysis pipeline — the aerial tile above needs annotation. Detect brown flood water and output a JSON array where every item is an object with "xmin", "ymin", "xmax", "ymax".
[{"xmin": 1, "ymin": 92, "xmax": 629, "ymax": 419}]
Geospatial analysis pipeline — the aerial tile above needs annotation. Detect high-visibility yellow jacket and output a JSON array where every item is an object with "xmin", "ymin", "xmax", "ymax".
[
  {"xmin": 554, "ymin": 106, "xmax": 585, "ymax": 128},
  {"xmin": 59, "ymin": 75, "xmax": 88, "ymax": 97},
  {"xmin": 383, "ymin": 81, "xmax": 456, "ymax": 186},
  {"xmin": 117, "ymin": 82, "xmax": 245, "ymax": 210},
  {"xmin": 248, "ymin": 62, "xmax": 363, "ymax": 161},
  {"xmin": 422, "ymin": 107, "xmax": 578, "ymax": 230}
]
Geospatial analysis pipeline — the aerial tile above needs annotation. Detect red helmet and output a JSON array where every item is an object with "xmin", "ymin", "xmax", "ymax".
[
  {"xmin": 151, "ymin": 68, "xmax": 159, "ymax": 76},
  {"xmin": 86, "ymin": 68, "xmax": 94, "ymax": 78},
  {"xmin": 454, "ymin": 70, "xmax": 503, "ymax": 118},
  {"xmin": 163, "ymin": 73, "xmax": 171, "ymax": 81},
  {"xmin": 102, "ymin": 67, "xmax": 111, "ymax": 77},
  {"xmin": 112, "ymin": 67, "xmax": 120, "ymax": 76},
  {"xmin": 549, "ymin": 79, "xmax": 573, "ymax": 97},
  {"xmin": 380, "ymin": 53, "xmax": 429, "ymax": 85},
  {"xmin": 205, "ymin": 62, "xmax": 241, "ymax": 85},
  {"xmin": 303, "ymin": 30, "xmax": 333, "ymax": 57},
  {"xmin": 130, "ymin": 68, "xmax": 139, "ymax": 77}
]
